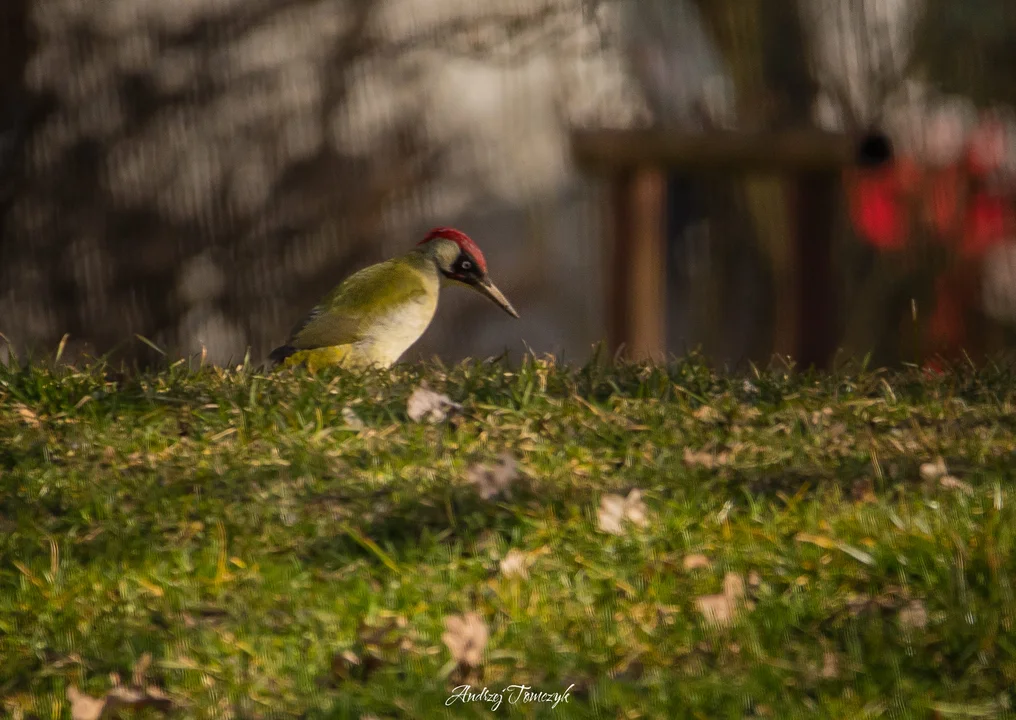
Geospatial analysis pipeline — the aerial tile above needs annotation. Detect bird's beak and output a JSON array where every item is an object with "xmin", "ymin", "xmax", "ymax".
[{"xmin": 475, "ymin": 277, "xmax": 520, "ymax": 318}]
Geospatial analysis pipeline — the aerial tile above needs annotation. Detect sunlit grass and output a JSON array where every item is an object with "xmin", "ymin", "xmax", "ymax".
[{"xmin": 2, "ymin": 352, "xmax": 1016, "ymax": 718}]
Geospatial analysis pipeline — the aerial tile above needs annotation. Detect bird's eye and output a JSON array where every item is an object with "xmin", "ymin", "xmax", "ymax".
[{"xmin": 460, "ymin": 260, "xmax": 472, "ymax": 271}]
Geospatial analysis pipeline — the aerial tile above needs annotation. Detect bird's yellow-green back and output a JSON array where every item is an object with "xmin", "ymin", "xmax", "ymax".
[{"xmin": 271, "ymin": 251, "xmax": 440, "ymax": 370}]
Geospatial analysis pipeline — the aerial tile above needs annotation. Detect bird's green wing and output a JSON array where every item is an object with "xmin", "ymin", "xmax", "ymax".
[{"xmin": 288, "ymin": 257, "xmax": 431, "ymax": 350}]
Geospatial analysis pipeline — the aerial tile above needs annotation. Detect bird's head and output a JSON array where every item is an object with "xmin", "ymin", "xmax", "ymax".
[{"xmin": 418, "ymin": 227, "xmax": 520, "ymax": 318}]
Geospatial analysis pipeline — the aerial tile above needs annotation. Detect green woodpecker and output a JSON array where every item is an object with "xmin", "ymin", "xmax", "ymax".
[{"xmin": 269, "ymin": 227, "xmax": 519, "ymax": 370}]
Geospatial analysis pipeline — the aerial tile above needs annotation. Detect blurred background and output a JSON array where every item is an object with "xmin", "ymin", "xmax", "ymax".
[{"xmin": 2, "ymin": 0, "xmax": 1016, "ymax": 369}]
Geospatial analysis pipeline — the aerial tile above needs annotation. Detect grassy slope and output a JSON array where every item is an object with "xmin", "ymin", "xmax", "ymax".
[{"xmin": 2, "ymin": 355, "xmax": 1016, "ymax": 719}]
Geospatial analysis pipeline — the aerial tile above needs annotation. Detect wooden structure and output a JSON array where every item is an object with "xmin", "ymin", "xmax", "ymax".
[{"xmin": 571, "ymin": 129, "xmax": 857, "ymax": 367}]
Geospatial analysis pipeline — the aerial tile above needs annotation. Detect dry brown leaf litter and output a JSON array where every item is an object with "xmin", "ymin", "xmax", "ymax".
[{"xmin": 596, "ymin": 489, "xmax": 649, "ymax": 535}]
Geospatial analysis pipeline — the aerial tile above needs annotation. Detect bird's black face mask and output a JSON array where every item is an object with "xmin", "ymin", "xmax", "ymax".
[
  {"xmin": 441, "ymin": 251, "xmax": 519, "ymax": 318},
  {"xmin": 443, "ymin": 251, "xmax": 485, "ymax": 285}
]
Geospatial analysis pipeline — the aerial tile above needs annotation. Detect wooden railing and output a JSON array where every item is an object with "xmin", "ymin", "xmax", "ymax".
[{"xmin": 571, "ymin": 129, "xmax": 858, "ymax": 367}]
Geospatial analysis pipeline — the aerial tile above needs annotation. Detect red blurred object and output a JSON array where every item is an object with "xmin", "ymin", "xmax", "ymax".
[
  {"xmin": 845, "ymin": 112, "xmax": 1016, "ymax": 368},
  {"xmin": 924, "ymin": 166, "xmax": 961, "ymax": 237},
  {"xmin": 847, "ymin": 122, "xmax": 1014, "ymax": 257},
  {"xmin": 849, "ymin": 171, "xmax": 907, "ymax": 250},
  {"xmin": 963, "ymin": 193, "xmax": 1013, "ymax": 257}
]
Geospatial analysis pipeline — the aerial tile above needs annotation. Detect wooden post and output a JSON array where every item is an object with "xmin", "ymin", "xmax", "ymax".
[
  {"xmin": 573, "ymin": 130, "xmax": 853, "ymax": 367},
  {"xmin": 607, "ymin": 168, "xmax": 666, "ymax": 361},
  {"xmin": 0, "ymin": 1, "xmax": 31, "ymax": 104},
  {"xmin": 790, "ymin": 170, "xmax": 840, "ymax": 368}
]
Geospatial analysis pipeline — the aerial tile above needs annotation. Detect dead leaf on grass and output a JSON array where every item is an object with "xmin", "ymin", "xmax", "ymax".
[
  {"xmin": 723, "ymin": 572, "xmax": 745, "ymax": 599},
  {"xmin": 695, "ymin": 572, "xmax": 751, "ymax": 627},
  {"xmin": 499, "ymin": 549, "xmax": 531, "ymax": 579},
  {"xmin": 67, "ymin": 685, "xmax": 172, "ymax": 720},
  {"xmin": 67, "ymin": 687, "xmax": 106, "ymax": 720},
  {"xmin": 738, "ymin": 405, "xmax": 762, "ymax": 420},
  {"xmin": 15, "ymin": 404, "xmax": 41, "ymax": 429},
  {"xmin": 683, "ymin": 447, "xmax": 731, "ymax": 469},
  {"xmin": 693, "ymin": 405, "xmax": 723, "ymax": 423},
  {"xmin": 899, "ymin": 600, "xmax": 928, "ymax": 630},
  {"xmin": 821, "ymin": 651, "xmax": 839, "ymax": 679},
  {"xmin": 682, "ymin": 554, "xmax": 712, "ymax": 571},
  {"xmin": 341, "ymin": 406, "xmax": 365, "ymax": 430},
  {"xmin": 810, "ymin": 407, "xmax": 834, "ymax": 426},
  {"xmin": 442, "ymin": 612, "xmax": 488, "ymax": 668},
  {"xmin": 67, "ymin": 653, "xmax": 172, "ymax": 720},
  {"xmin": 131, "ymin": 653, "xmax": 152, "ymax": 688},
  {"xmin": 467, "ymin": 452, "xmax": 518, "ymax": 500},
  {"xmin": 919, "ymin": 457, "xmax": 948, "ymax": 482},
  {"xmin": 939, "ymin": 475, "xmax": 974, "ymax": 496},
  {"xmin": 407, "ymin": 383, "xmax": 462, "ymax": 423},
  {"xmin": 597, "ymin": 490, "xmax": 649, "ymax": 535}
]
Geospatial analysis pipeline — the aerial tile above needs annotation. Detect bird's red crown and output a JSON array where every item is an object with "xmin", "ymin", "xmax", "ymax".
[{"xmin": 419, "ymin": 227, "xmax": 488, "ymax": 274}]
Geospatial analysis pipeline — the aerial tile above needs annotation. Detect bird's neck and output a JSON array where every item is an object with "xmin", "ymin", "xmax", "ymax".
[{"xmin": 413, "ymin": 237, "xmax": 460, "ymax": 273}]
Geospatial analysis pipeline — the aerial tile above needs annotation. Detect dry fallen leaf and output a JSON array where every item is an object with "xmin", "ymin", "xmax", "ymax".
[
  {"xmin": 407, "ymin": 384, "xmax": 462, "ymax": 423},
  {"xmin": 467, "ymin": 452, "xmax": 518, "ymax": 500},
  {"xmin": 694, "ymin": 572, "xmax": 750, "ymax": 627},
  {"xmin": 821, "ymin": 651, "xmax": 839, "ymax": 679},
  {"xmin": 131, "ymin": 653, "xmax": 152, "ymax": 688},
  {"xmin": 499, "ymin": 549, "xmax": 530, "ymax": 579},
  {"xmin": 341, "ymin": 406, "xmax": 365, "ymax": 430},
  {"xmin": 622, "ymin": 489, "xmax": 648, "ymax": 527},
  {"xmin": 442, "ymin": 612, "xmax": 488, "ymax": 668},
  {"xmin": 682, "ymin": 554, "xmax": 713, "ymax": 571},
  {"xmin": 939, "ymin": 475, "xmax": 974, "ymax": 496},
  {"xmin": 810, "ymin": 407, "xmax": 834, "ymax": 426},
  {"xmin": 16, "ymin": 404, "xmax": 41, "ymax": 429},
  {"xmin": 920, "ymin": 457, "xmax": 948, "ymax": 482},
  {"xmin": 683, "ymin": 447, "xmax": 731, "ymax": 469},
  {"xmin": 723, "ymin": 572, "xmax": 745, "ymax": 599},
  {"xmin": 694, "ymin": 594, "xmax": 734, "ymax": 626},
  {"xmin": 693, "ymin": 405, "xmax": 723, "ymax": 423},
  {"xmin": 596, "ymin": 489, "xmax": 649, "ymax": 535},
  {"xmin": 67, "ymin": 685, "xmax": 172, "ymax": 720},
  {"xmin": 738, "ymin": 405, "xmax": 762, "ymax": 420},
  {"xmin": 68, "ymin": 687, "xmax": 106, "ymax": 720},
  {"xmin": 899, "ymin": 599, "xmax": 928, "ymax": 630}
]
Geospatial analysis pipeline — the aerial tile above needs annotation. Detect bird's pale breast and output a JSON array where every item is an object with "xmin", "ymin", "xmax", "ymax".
[{"xmin": 354, "ymin": 291, "xmax": 439, "ymax": 367}]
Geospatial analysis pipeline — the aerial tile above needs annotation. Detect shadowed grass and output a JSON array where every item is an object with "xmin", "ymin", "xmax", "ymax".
[{"xmin": 3, "ymin": 352, "xmax": 1016, "ymax": 718}]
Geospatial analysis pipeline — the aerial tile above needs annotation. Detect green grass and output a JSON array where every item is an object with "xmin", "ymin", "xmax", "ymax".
[{"xmin": 3, "ymin": 352, "xmax": 1016, "ymax": 718}]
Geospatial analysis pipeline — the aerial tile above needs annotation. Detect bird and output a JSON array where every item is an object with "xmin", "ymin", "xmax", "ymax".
[{"xmin": 268, "ymin": 227, "xmax": 519, "ymax": 371}]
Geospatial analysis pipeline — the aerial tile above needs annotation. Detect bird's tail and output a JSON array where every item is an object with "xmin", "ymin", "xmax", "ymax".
[{"xmin": 268, "ymin": 344, "xmax": 297, "ymax": 366}]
